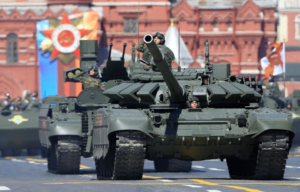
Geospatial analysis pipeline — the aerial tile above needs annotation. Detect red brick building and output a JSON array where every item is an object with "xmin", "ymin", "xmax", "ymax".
[
  {"xmin": 276, "ymin": 0, "xmax": 300, "ymax": 96},
  {"xmin": 0, "ymin": 0, "xmax": 283, "ymax": 99}
]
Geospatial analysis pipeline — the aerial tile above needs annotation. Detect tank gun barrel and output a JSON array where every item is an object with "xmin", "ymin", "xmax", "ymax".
[{"xmin": 143, "ymin": 34, "xmax": 184, "ymax": 102}]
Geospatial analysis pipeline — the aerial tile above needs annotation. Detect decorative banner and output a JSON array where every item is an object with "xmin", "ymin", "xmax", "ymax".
[
  {"xmin": 36, "ymin": 11, "xmax": 98, "ymax": 98},
  {"xmin": 260, "ymin": 42, "xmax": 285, "ymax": 78}
]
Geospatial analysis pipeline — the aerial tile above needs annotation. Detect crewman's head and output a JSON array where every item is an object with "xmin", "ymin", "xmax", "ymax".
[
  {"xmin": 153, "ymin": 32, "xmax": 165, "ymax": 45},
  {"xmin": 89, "ymin": 66, "xmax": 98, "ymax": 77},
  {"xmin": 286, "ymin": 101, "xmax": 292, "ymax": 110},
  {"xmin": 32, "ymin": 91, "xmax": 38, "ymax": 98},
  {"xmin": 189, "ymin": 97, "xmax": 200, "ymax": 109},
  {"xmin": 5, "ymin": 93, "xmax": 10, "ymax": 100}
]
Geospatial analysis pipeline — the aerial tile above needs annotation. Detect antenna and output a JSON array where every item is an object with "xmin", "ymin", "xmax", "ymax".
[
  {"xmin": 137, "ymin": 0, "xmax": 140, "ymax": 62},
  {"xmin": 132, "ymin": 43, "xmax": 136, "ymax": 62},
  {"xmin": 177, "ymin": 1, "xmax": 181, "ymax": 72},
  {"xmin": 122, "ymin": 43, "xmax": 127, "ymax": 61},
  {"xmin": 108, "ymin": 42, "xmax": 113, "ymax": 61}
]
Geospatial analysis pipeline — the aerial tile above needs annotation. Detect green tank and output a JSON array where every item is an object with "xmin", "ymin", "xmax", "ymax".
[
  {"xmin": 39, "ymin": 40, "xmax": 128, "ymax": 174},
  {"xmin": 260, "ymin": 83, "xmax": 300, "ymax": 153},
  {"xmin": 0, "ymin": 97, "xmax": 44, "ymax": 157},
  {"xmin": 286, "ymin": 90, "xmax": 300, "ymax": 152},
  {"xmin": 260, "ymin": 81, "xmax": 286, "ymax": 109},
  {"xmin": 92, "ymin": 34, "xmax": 295, "ymax": 180}
]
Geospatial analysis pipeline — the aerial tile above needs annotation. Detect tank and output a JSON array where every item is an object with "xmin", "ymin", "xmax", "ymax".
[
  {"xmin": 39, "ymin": 40, "xmax": 128, "ymax": 174},
  {"xmin": 286, "ymin": 90, "xmax": 300, "ymax": 152},
  {"xmin": 0, "ymin": 97, "xmax": 44, "ymax": 157},
  {"xmin": 260, "ymin": 81, "xmax": 286, "ymax": 109},
  {"xmin": 92, "ymin": 34, "xmax": 295, "ymax": 180},
  {"xmin": 260, "ymin": 84, "xmax": 300, "ymax": 153}
]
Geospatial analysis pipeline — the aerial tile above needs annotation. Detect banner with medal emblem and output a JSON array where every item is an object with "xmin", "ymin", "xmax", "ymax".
[
  {"xmin": 36, "ymin": 11, "xmax": 98, "ymax": 98},
  {"xmin": 260, "ymin": 42, "xmax": 285, "ymax": 78}
]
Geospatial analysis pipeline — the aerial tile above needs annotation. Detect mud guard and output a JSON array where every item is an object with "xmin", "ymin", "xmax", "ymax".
[
  {"xmin": 248, "ymin": 112, "xmax": 295, "ymax": 138},
  {"xmin": 49, "ymin": 120, "xmax": 83, "ymax": 138},
  {"xmin": 39, "ymin": 104, "xmax": 83, "ymax": 147},
  {"xmin": 92, "ymin": 108, "xmax": 152, "ymax": 159}
]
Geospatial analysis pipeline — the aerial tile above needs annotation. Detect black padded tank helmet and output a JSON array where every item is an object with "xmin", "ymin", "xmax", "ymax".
[
  {"xmin": 153, "ymin": 32, "xmax": 165, "ymax": 45},
  {"xmin": 32, "ymin": 91, "xmax": 38, "ymax": 97},
  {"xmin": 89, "ymin": 66, "xmax": 99, "ymax": 77},
  {"xmin": 188, "ymin": 97, "xmax": 200, "ymax": 108}
]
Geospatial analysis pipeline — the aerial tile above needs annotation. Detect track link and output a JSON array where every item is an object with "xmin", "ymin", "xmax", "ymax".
[
  {"xmin": 95, "ymin": 131, "xmax": 146, "ymax": 180},
  {"xmin": 227, "ymin": 131, "xmax": 290, "ymax": 180},
  {"xmin": 48, "ymin": 136, "xmax": 81, "ymax": 174},
  {"xmin": 154, "ymin": 159, "xmax": 192, "ymax": 172}
]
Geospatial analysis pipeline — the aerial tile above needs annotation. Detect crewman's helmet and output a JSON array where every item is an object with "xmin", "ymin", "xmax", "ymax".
[
  {"xmin": 153, "ymin": 32, "xmax": 165, "ymax": 45},
  {"xmin": 5, "ymin": 93, "xmax": 10, "ymax": 99},
  {"xmin": 89, "ymin": 66, "xmax": 99, "ymax": 77},
  {"xmin": 32, "ymin": 91, "xmax": 38, "ymax": 98},
  {"xmin": 188, "ymin": 97, "xmax": 200, "ymax": 108}
]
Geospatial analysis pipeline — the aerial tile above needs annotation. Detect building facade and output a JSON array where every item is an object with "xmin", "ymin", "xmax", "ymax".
[
  {"xmin": 276, "ymin": 0, "xmax": 300, "ymax": 96},
  {"xmin": 0, "ymin": 0, "xmax": 292, "ymax": 99}
]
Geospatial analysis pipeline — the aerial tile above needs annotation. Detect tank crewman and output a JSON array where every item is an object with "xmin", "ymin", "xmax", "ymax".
[
  {"xmin": 24, "ymin": 92, "xmax": 32, "ymax": 103},
  {"xmin": 0, "ymin": 93, "xmax": 11, "ymax": 110},
  {"xmin": 71, "ymin": 66, "xmax": 100, "ymax": 89},
  {"xmin": 136, "ymin": 32, "xmax": 166, "ymax": 53},
  {"xmin": 189, "ymin": 97, "xmax": 200, "ymax": 109},
  {"xmin": 286, "ymin": 101, "xmax": 292, "ymax": 110},
  {"xmin": 31, "ymin": 91, "xmax": 38, "ymax": 100},
  {"xmin": 137, "ymin": 32, "xmax": 175, "ymax": 69},
  {"xmin": 14, "ymin": 96, "xmax": 25, "ymax": 111},
  {"xmin": 0, "ymin": 93, "xmax": 14, "ymax": 110}
]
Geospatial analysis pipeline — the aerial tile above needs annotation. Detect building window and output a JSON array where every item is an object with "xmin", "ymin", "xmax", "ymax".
[
  {"xmin": 199, "ymin": 21, "xmax": 204, "ymax": 31},
  {"xmin": 213, "ymin": 21, "xmax": 218, "ymax": 31},
  {"xmin": 124, "ymin": 18, "xmax": 137, "ymax": 33},
  {"xmin": 295, "ymin": 14, "xmax": 300, "ymax": 40},
  {"xmin": 7, "ymin": 33, "xmax": 18, "ymax": 64},
  {"xmin": 227, "ymin": 21, "xmax": 232, "ymax": 31}
]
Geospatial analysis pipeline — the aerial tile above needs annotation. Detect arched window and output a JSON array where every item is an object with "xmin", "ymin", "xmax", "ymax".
[
  {"xmin": 213, "ymin": 21, "xmax": 218, "ymax": 31},
  {"xmin": 227, "ymin": 21, "xmax": 232, "ymax": 31},
  {"xmin": 199, "ymin": 21, "xmax": 204, "ymax": 31},
  {"xmin": 295, "ymin": 14, "xmax": 300, "ymax": 40},
  {"xmin": 7, "ymin": 33, "xmax": 18, "ymax": 64}
]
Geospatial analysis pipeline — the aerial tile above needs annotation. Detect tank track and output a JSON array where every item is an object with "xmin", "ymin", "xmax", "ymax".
[
  {"xmin": 47, "ymin": 136, "xmax": 81, "ymax": 174},
  {"xmin": 154, "ymin": 159, "xmax": 192, "ymax": 172},
  {"xmin": 227, "ymin": 131, "xmax": 290, "ymax": 180},
  {"xmin": 95, "ymin": 131, "xmax": 146, "ymax": 180}
]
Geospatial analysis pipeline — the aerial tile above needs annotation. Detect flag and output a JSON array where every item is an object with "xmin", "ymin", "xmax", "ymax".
[{"xmin": 260, "ymin": 42, "xmax": 285, "ymax": 78}]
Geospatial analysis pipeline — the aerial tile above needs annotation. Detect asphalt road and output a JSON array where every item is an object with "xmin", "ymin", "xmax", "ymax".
[{"xmin": 0, "ymin": 154, "xmax": 299, "ymax": 192}]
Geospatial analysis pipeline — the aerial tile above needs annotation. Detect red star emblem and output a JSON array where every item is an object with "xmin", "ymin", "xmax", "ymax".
[{"xmin": 41, "ymin": 13, "xmax": 90, "ymax": 61}]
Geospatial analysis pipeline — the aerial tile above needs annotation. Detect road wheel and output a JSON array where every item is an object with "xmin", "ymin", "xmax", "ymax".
[
  {"xmin": 1, "ymin": 149, "xmax": 12, "ymax": 157},
  {"xmin": 154, "ymin": 159, "xmax": 192, "ymax": 172},
  {"xmin": 41, "ymin": 147, "xmax": 48, "ymax": 158},
  {"xmin": 27, "ymin": 149, "xmax": 40, "ymax": 156}
]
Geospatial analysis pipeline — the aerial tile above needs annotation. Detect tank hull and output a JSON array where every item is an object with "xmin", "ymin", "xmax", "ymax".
[{"xmin": 93, "ymin": 107, "xmax": 294, "ymax": 161}]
